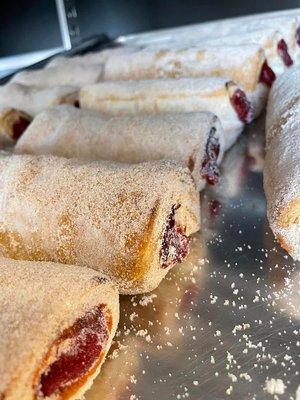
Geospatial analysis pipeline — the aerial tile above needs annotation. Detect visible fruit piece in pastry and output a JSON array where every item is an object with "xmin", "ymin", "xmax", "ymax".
[
  {"xmin": 259, "ymin": 61, "xmax": 276, "ymax": 87},
  {"xmin": 230, "ymin": 89, "xmax": 253, "ymax": 123},
  {"xmin": 37, "ymin": 305, "xmax": 112, "ymax": 399},
  {"xmin": 277, "ymin": 39, "xmax": 293, "ymax": 66},
  {"xmin": 0, "ymin": 258, "xmax": 119, "ymax": 400},
  {"xmin": 160, "ymin": 204, "xmax": 190, "ymax": 268},
  {"xmin": 200, "ymin": 127, "xmax": 220, "ymax": 185}
]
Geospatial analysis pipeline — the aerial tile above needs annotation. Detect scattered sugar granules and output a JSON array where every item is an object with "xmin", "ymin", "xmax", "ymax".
[
  {"xmin": 226, "ymin": 385, "xmax": 233, "ymax": 395},
  {"xmin": 139, "ymin": 293, "xmax": 157, "ymax": 306},
  {"xmin": 264, "ymin": 378, "xmax": 286, "ymax": 395},
  {"xmin": 228, "ymin": 373, "xmax": 237, "ymax": 383}
]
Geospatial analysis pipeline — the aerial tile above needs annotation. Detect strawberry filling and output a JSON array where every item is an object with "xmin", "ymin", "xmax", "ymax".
[
  {"xmin": 160, "ymin": 204, "xmax": 190, "ymax": 269},
  {"xmin": 259, "ymin": 61, "xmax": 276, "ymax": 87},
  {"xmin": 37, "ymin": 305, "xmax": 111, "ymax": 399},
  {"xmin": 277, "ymin": 39, "xmax": 293, "ymax": 66},
  {"xmin": 209, "ymin": 199, "xmax": 221, "ymax": 217},
  {"xmin": 230, "ymin": 89, "xmax": 253, "ymax": 123},
  {"xmin": 201, "ymin": 127, "xmax": 220, "ymax": 185},
  {"xmin": 12, "ymin": 117, "xmax": 31, "ymax": 141}
]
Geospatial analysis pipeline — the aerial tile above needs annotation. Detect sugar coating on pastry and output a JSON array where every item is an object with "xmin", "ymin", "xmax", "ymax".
[
  {"xmin": 0, "ymin": 107, "xmax": 32, "ymax": 142},
  {"xmin": 0, "ymin": 154, "xmax": 200, "ymax": 294},
  {"xmin": 0, "ymin": 257, "xmax": 119, "ymax": 400},
  {"xmin": 264, "ymin": 67, "xmax": 300, "ymax": 260},
  {"xmin": 155, "ymin": 28, "xmax": 292, "ymax": 74},
  {"xmin": 264, "ymin": 114, "xmax": 300, "ymax": 259},
  {"xmin": 47, "ymin": 47, "xmax": 139, "ymax": 68},
  {"xmin": 80, "ymin": 77, "xmax": 252, "ymax": 150},
  {"xmin": 10, "ymin": 64, "xmax": 103, "ymax": 88},
  {"xmin": 0, "ymin": 83, "xmax": 79, "ymax": 117},
  {"xmin": 103, "ymin": 44, "xmax": 266, "ymax": 92},
  {"xmin": 123, "ymin": 15, "xmax": 300, "ymax": 61},
  {"xmin": 266, "ymin": 65, "xmax": 300, "ymax": 141},
  {"xmin": 15, "ymin": 105, "xmax": 225, "ymax": 191}
]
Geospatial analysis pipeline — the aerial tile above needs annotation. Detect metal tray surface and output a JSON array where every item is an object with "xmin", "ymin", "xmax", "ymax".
[{"xmin": 86, "ymin": 116, "xmax": 299, "ymax": 400}]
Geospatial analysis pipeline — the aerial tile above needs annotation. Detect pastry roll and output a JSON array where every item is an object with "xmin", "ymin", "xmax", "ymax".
[
  {"xmin": 163, "ymin": 28, "xmax": 293, "ymax": 74},
  {"xmin": 0, "ymin": 107, "xmax": 32, "ymax": 142},
  {"xmin": 80, "ymin": 77, "xmax": 253, "ymax": 150},
  {"xmin": 0, "ymin": 257, "xmax": 119, "ymax": 400},
  {"xmin": 103, "ymin": 44, "xmax": 271, "ymax": 90},
  {"xmin": 10, "ymin": 64, "xmax": 103, "ymax": 88},
  {"xmin": 264, "ymin": 67, "xmax": 300, "ymax": 260},
  {"xmin": 102, "ymin": 44, "xmax": 274, "ymax": 117},
  {"xmin": 124, "ymin": 15, "xmax": 300, "ymax": 62},
  {"xmin": 15, "ymin": 105, "xmax": 225, "ymax": 191},
  {"xmin": 0, "ymin": 82, "xmax": 79, "ymax": 117},
  {"xmin": 0, "ymin": 154, "xmax": 200, "ymax": 293},
  {"xmin": 206, "ymin": 16, "xmax": 300, "ymax": 61}
]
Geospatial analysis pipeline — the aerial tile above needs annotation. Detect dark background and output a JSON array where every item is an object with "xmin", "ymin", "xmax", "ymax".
[{"xmin": 1, "ymin": 0, "xmax": 299, "ymax": 57}]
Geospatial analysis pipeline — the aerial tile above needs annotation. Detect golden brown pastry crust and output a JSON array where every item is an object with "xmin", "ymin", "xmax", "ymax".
[{"xmin": 0, "ymin": 257, "xmax": 119, "ymax": 400}]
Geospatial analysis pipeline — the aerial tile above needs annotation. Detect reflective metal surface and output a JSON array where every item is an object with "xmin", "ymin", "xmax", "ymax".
[{"xmin": 86, "ymin": 115, "xmax": 300, "ymax": 400}]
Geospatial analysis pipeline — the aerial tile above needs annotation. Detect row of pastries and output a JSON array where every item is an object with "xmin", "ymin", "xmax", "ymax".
[{"xmin": 0, "ymin": 10, "xmax": 299, "ymax": 400}]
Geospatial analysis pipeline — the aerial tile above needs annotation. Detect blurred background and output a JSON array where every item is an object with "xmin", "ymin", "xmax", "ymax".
[{"xmin": 0, "ymin": 0, "xmax": 299, "ymax": 75}]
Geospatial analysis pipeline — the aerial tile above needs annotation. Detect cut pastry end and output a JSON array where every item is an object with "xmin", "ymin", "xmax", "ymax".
[
  {"xmin": 200, "ymin": 127, "xmax": 220, "ymax": 185},
  {"xmin": 160, "ymin": 204, "xmax": 190, "ymax": 269},
  {"xmin": 0, "ymin": 108, "xmax": 32, "ymax": 141},
  {"xmin": 226, "ymin": 83, "xmax": 253, "ymax": 124},
  {"xmin": 277, "ymin": 39, "xmax": 293, "ymax": 67},
  {"xmin": 259, "ymin": 61, "xmax": 276, "ymax": 88},
  {"xmin": 35, "ymin": 304, "xmax": 113, "ymax": 400},
  {"xmin": 129, "ymin": 194, "xmax": 199, "ymax": 294}
]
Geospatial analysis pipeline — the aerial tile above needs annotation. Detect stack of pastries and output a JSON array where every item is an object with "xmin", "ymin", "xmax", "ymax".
[{"xmin": 0, "ymin": 9, "xmax": 299, "ymax": 400}]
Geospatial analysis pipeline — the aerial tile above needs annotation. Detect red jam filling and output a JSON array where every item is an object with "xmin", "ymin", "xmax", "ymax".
[
  {"xmin": 12, "ymin": 117, "xmax": 31, "ymax": 141},
  {"xmin": 38, "ymin": 305, "xmax": 111, "ymax": 399},
  {"xmin": 209, "ymin": 199, "xmax": 221, "ymax": 217},
  {"xmin": 296, "ymin": 26, "xmax": 300, "ymax": 47},
  {"xmin": 230, "ymin": 89, "xmax": 253, "ymax": 123},
  {"xmin": 259, "ymin": 61, "xmax": 276, "ymax": 88},
  {"xmin": 277, "ymin": 39, "xmax": 293, "ymax": 67},
  {"xmin": 200, "ymin": 127, "xmax": 220, "ymax": 185},
  {"xmin": 160, "ymin": 204, "xmax": 190, "ymax": 269}
]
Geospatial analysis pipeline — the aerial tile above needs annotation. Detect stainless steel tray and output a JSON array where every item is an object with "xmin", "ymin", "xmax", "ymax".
[{"xmin": 86, "ymin": 115, "xmax": 300, "ymax": 399}]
